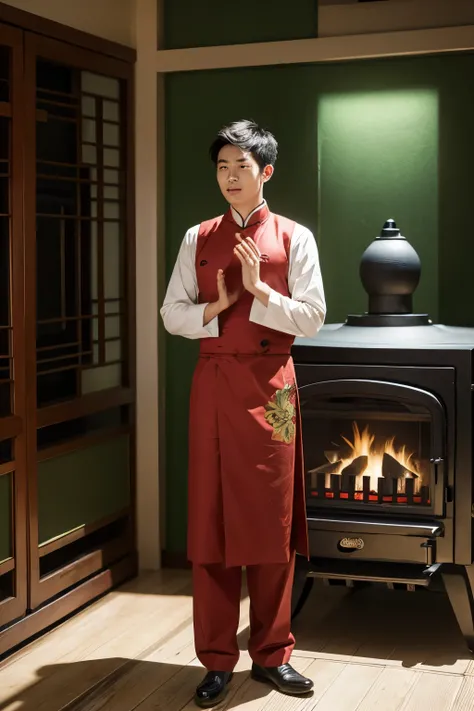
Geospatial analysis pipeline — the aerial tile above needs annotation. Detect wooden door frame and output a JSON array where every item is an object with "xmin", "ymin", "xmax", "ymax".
[
  {"xmin": 23, "ymin": 32, "xmax": 136, "ymax": 611},
  {"xmin": 0, "ymin": 21, "xmax": 28, "ymax": 631}
]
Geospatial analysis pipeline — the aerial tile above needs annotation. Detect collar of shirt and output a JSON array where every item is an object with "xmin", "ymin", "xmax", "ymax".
[{"xmin": 230, "ymin": 200, "xmax": 269, "ymax": 228}]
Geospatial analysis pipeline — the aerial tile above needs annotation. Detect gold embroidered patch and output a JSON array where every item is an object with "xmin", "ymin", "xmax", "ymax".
[{"xmin": 264, "ymin": 383, "xmax": 297, "ymax": 444}]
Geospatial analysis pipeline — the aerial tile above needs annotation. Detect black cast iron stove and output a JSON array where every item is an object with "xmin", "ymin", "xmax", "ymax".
[{"xmin": 291, "ymin": 219, "xmax": 474, "ymax": 651}]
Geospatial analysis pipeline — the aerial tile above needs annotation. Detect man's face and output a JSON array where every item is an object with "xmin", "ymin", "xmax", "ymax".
[{"xmin": 216, "ymin": 144, "xmax": 273, "ymax": 211}]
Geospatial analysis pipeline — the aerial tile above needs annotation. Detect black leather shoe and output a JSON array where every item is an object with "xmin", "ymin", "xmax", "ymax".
[
  {"xmin": 194, "ymin": 671, "xmax": 233, "ymax": 708},
  {"xmin": 251, "ymin": 663, "xmax": 314, "ymax": 695}
]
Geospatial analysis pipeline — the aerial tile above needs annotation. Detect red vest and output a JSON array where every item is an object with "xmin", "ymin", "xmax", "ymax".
[{"xmin": 196, "ymin": 205, "xmax": 296, "ymax": 355}]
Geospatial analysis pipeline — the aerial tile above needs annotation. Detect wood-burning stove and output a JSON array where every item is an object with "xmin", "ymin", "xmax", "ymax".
[{"xmin": 291, "ymin": 219, "xmax": 474, "ymax": 652}]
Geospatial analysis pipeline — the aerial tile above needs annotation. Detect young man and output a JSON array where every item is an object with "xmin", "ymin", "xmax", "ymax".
[{"xmin": 161, "ymin": 120, "xmax": 326, "ymax": 708}]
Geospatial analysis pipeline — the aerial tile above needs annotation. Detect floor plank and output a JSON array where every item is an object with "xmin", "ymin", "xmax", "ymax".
[
  {"xmin": 0, "ymin": 571, "xmax": 473, "ymax": 711},
  {"xmin": 451, "ymin": 676, "xmax": 474, "ymax": 711},
  {"xmin": 310, "ymin": 664, "xmax": 383, "ymax": 710},
  {"xmin": 356, "ymin": 668, "xmax": 419, "ymax": 711},
  {"xmin": 398, "ymin": 672, "xmax": 463, "ymax": 711}
]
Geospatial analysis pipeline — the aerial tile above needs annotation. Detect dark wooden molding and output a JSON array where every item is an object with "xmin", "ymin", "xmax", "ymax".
[
  {"xmin": 25, "ymin": 32, "xmax": 133, "ymax": 79},
  {"xmin": 0, "ymin": 2, "xmax": 136, "ymax": 63},
  {"xmin": 0, "ymin": 558, "xmax": 14, "ymax": 576},
  {"xmin": 38, "ymin": 509, "xmax": 130, "ymax": 558},
  {"xmin": 161, "ymin": 550, "xmax": 191, "ymax": 570},
  {"xmin": 0, "ymin": 462, "xmax": 14, "ymax": 478},
  {"xmin": 37, "ymin": 387, "xmax": 134, "ymax": 428},
  {"xmin": 35, "ymin": 535, "xmax": 133, "ymax": 607},
  {"xmin": 0, "ymin": 415, "xmax": 22, "ymax": 442}
]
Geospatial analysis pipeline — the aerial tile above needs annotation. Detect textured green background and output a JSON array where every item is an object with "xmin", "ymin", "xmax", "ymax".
[
  {"xmin": 163, "ymin": 54, "xmax": 474, "ymax": 555},
  {"xmin": 163, "ymin": 0, "xmax": 318, "ymax": 49},
  {"xmin": 37, "ymin": 436, "xmax": 130, "ymax": 545}
]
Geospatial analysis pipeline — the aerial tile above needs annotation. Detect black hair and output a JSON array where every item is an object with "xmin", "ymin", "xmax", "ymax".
[{"xmin": 209, "ymin": 119, "xmax": 278, "ymax": 171}]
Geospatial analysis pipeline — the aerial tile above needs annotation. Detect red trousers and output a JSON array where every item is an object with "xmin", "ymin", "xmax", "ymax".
[{"xmin": 192, "ymin": 551, "xmax": 296, "ymax": 671}]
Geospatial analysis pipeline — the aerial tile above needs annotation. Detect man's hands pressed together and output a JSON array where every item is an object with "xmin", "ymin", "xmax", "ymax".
[
  {"xmin": 203, "ymin": 268, "xmax": 242, "ymax": 325},
  {"xmin": 203, "ymin": 232, "xmax": 271, "ymax": 326},
  {"xmin": 234, "ymin": 233, "xmax": 271, "ymax": 307}
]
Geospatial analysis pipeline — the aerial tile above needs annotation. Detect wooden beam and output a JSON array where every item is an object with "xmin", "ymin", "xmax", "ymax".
[
  {"xmin": 154, "ymin": 24, "xmax": 474, "ymax": 73},
  {"xmin": 134, "ymin": 0, "xmax": 161, "ymax": 571},
  {"xmin": 318, "ymin": 0, "xmax": 474, "ymax": 39}
]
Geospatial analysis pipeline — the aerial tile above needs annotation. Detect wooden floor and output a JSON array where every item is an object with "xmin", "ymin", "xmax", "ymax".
[{"xmin": 1, "ymin": 570, "xmax": 474, "ymax": 711}]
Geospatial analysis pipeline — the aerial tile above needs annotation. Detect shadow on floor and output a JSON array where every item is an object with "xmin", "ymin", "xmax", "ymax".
[
  {"xmin": 287, "ymin": 581, "xmax": 473, "ymax": 669},
  {"xmin": 0, "ymin": 658, "xmax": 276, "ymax": 711}
]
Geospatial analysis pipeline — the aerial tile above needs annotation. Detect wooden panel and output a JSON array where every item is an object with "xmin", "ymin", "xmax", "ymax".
[{"xmin": 36, "ymin": 532, "xmax": 132, "ymax": 605}]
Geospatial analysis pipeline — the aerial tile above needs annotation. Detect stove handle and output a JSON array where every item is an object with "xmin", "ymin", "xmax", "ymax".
[{"xmin": 430, "ymin": 457, "xmax": 444, "ymax": 485}]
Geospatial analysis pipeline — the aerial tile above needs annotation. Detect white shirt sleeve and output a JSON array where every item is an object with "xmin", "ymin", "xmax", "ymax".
[
  {"xmin": 249, "ymin": 224, "xmax": 326, "ymax": 338},
  {"xmin": 160, "ymin": 225, "xmax": 219, "ymax": 339}
]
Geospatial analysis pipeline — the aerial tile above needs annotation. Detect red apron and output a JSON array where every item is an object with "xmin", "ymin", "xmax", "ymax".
[{"xmin": 188, "ymin": 204, "xmax": 308, "ymax": 567}]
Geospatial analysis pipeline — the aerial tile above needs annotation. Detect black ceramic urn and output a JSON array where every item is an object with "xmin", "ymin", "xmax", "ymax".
[{"xmin": 346, "ymin": 219, "xmax": 431, "ymax": 327}]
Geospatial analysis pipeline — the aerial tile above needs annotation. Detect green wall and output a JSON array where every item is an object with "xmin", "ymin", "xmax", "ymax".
[
  {"xmin": 319, "ymin": 89, "xmax": 438, "ymax": 321},
  {"xmin": 163, "ymin": 54, "xmax": 474, "ymax": 555},
  {"xmin": 38, "ymin": 436, "xmax": 130, "ymax": 544},
  {"xmin": 163, "ymin": 0, "xmax": 318, "ymax": 49}
]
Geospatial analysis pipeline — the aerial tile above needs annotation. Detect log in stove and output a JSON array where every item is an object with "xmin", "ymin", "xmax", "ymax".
[{"xmin": 291, "ymin": 219, "xmax": 474, "ymax": 652}]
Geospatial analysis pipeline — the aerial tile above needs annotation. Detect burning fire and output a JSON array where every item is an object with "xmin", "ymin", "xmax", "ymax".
[{"xmin": 316, "ymin": 422, "xmax": 422, "ymax": 494}]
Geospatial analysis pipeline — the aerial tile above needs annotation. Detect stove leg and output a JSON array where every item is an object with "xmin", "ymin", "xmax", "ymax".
[
  {"xmin": 291, "ymin": 555, "xmax": 313, "ymax": 621},
  {"xmin": 442, "ymin": 566, "xmax": 474, "ymax": 653}
]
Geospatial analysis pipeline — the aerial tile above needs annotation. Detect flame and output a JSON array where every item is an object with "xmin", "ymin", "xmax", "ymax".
[{"xmin": 328, "ymin": 422, "xmax": 422, "ymax": 493}]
